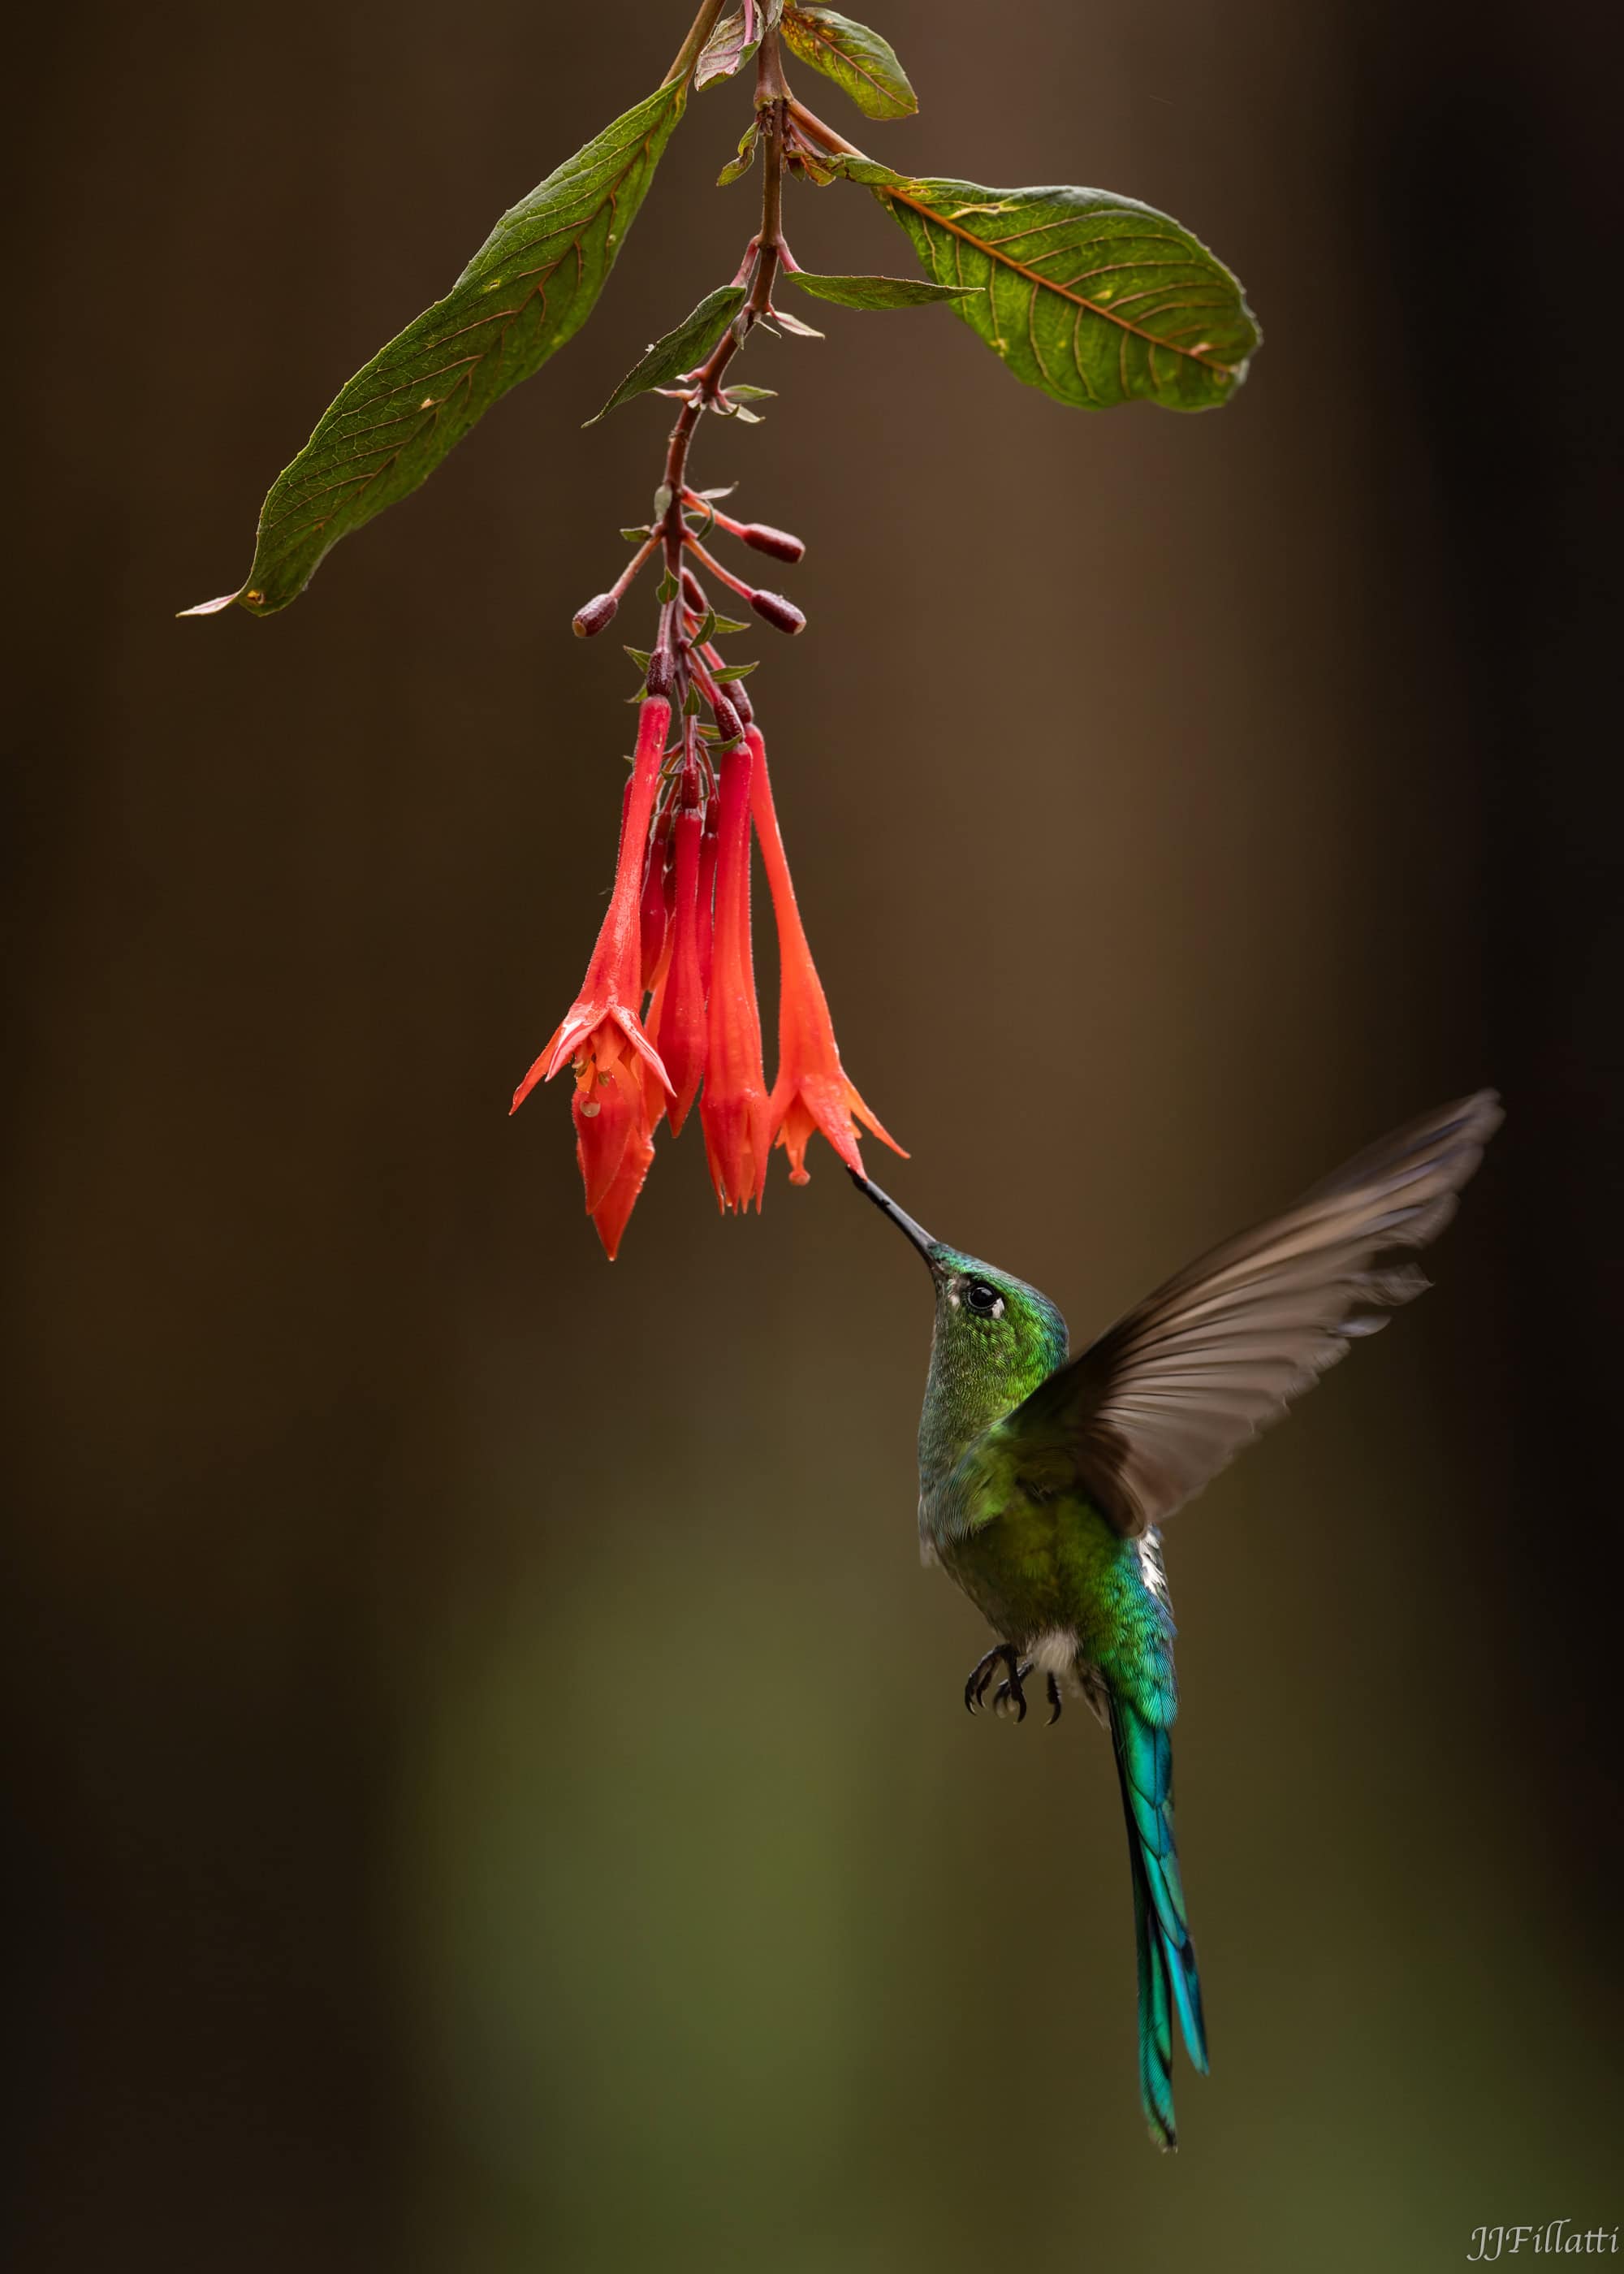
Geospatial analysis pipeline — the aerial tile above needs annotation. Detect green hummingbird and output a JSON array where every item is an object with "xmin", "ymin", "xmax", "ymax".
[{"xmin": 853, "ymin": 1089, "xmax": 1501, "ymax": 2151}]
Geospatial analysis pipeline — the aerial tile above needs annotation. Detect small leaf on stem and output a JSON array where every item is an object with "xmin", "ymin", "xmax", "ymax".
[
  {"xmin": 586, "ymin": 283, "xmax": 749, "ymax": 424},
  {"xmin": 695, "ymin": 6, "xmax": 761, "ymax": 89},
  {"xmin": 717, "ymin": 121, "xmax": 761, "ymax": 184},
  {"xmin": 788, "ymin": 270, "xmax": 975, "ymax": 309}
]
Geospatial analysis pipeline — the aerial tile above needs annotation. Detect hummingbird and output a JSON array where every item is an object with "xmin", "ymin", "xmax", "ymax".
[{"xmin": 853, "ymin": 1089, "xmax": 1501, "ymax": 2151}]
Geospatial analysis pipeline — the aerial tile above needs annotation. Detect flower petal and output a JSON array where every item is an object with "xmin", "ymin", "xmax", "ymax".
[
  {"xmin": 572, "ymin": 1046, "xmax": 643, "ymax": 1213},
  {"xmin": 590, "ymin": 1123, "xmax": 656, "ymax": 1260}
]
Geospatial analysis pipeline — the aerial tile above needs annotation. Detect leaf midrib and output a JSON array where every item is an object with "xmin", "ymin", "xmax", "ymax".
[
  {"xmin": 882, "ymin": 187, "xmax": 1242, "ymax": 376},
  {"xmin": 790, "ymin": 11, "xmax": 901, "ymax": 106}
]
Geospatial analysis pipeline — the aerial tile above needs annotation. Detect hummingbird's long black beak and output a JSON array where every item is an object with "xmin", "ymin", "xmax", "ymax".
[{"xmin": 848, "ymin": 1169, "xmax": 938, "ymax": 1269}]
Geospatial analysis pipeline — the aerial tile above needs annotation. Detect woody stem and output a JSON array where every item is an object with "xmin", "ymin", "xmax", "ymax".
[
  {"xmin": 656, "ymin": 27, "xmax": 789, "ymax": 618},
  {"xmin": 784, "ymin": 95, "xmax": 864, "ymax": 163},
  {"xmin": 663, "ymin": 0, "xmax": 730, "ymax": 88}
]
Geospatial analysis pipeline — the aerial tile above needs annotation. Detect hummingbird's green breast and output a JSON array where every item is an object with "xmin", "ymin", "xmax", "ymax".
[{"xmin": 939, "ymin": 1484, "xmax": 1178, "ymax": 1723}]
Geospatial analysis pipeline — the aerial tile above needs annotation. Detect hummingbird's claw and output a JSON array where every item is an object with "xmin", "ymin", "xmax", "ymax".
[
  {"xmin": 964, "ymin": 1642, "xmax": 1021, "ymax": 1715},
  {"xmin": 1045, "ymin": 1672, "xmax": 1064, "ymax": 1727},
  {"xmin": 993, "ymin": 1659, "xmax": 1034, "ymax": 1722}
]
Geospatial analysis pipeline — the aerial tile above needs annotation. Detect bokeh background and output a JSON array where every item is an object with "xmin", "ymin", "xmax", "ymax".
[{"xmin": 9, "ymin": 1, "xmax": 1622, "ymax": 2267}]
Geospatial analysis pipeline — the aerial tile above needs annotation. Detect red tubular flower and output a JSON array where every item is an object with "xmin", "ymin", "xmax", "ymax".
[
  {"xmin": 696, "ymin": 798, "xmax": 721, "ymax": 999},
  {"xmin": 699, "ymin": 737, "xmax": 771, "ymax": 1211},
  {"xmin": 510, "ymin": 695, "xmax": 674, "ymax": 1114},
  {"xmin": 639, "ymin": 811, "xmax": 672, "ymax": 994},
  {"xmin": 512, "ymin": 697, "xmax": 675, "ymax": 1252},
  {"xmin": 659, "ymin": 798, "xmax": 708, "ymax": 1133},
  {"xmin": 747, "ymin": 724, "xmax": 906, "ymax": 1183}
]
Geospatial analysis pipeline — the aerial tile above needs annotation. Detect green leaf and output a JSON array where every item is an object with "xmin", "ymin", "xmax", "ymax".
[
  {"xmin": 184, "ymin": 84, "xmax": 687, "ymax": 617},
  {"xmin": 718, "ymin": 121, "xmax": 760, "ymax": 185},
  {"xmin": 695, "ymin": 6, "xmax": 760, "ymax": 89},
  {"xmin": 787, "ymin": 143, "xmax": 840, "ymax": 186},
  {"xmin": 780, "ymin": 6, "xmax": 917, "ymax": 121},
  {"xmin": 723, "ymin": 383, "xmax": 776, "ymax": 398},
  {"xmin": 585, "ymin": 283, "xmax": 747, "ymax": 424},
  {"xmin": 849, "ymin": 165, "xmax": 1259, "ymax": 410},
  {"xmin": 788, "ymin": 269, "xmax": 974, "ymax": 309},
  {"xmin": 708, "ymin": 613, "xmax": 751, "ymax": 634}
]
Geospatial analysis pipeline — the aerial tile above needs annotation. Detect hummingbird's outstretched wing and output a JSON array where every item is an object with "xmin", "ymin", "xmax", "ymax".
[{"xmin": 987, "ymin": 1090, "xmax": 1502, "ymax": 1539}]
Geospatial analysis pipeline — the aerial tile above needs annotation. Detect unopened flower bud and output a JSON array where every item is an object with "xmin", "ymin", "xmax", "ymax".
[
  {"xmin": 721, "ymin": 677, "xmax": 754, "ymax": 726},
  {"xmin": 645, "ymin": 646, "xmax": 676, "ymax": 698},
  {"xmin": 680, "ymin": 566, "xmax": 708, "ymax": 613},
  {"xmin": 741, "ymin": 522, "xmax": 805, "ymax": 564},
  {"xmin": 749, "ymin": 589, "xmax": 806, "ymax": 636},
  {"xmin": 572, "ymin": 591, "xmax": 618, "ymax": 638},
  {"xmin": 712, "ymin": 694, "xmax": 745, "ymax": 746}
]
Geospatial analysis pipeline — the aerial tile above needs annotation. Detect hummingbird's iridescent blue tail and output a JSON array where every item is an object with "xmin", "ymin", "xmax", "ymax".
[{"xmin": 1109, "ymin": 1696, "xmax": 1207, "ymax": 2151}]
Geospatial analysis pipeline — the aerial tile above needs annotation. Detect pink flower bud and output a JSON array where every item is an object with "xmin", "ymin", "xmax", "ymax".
[
  {"xmin": 572, "ymin": 591, "xmax": 619, "ymax": 638},
  {"xmin": 711, "ymin": 694, "xmax": 745, "ymax": 746},
  {"xmin": 741, "ymin": 523, "xmax": 805, "ymax": 564},
  {"xmin": 645, "ymin": 646, "xmax": 676, "ymax": 698},
  {"xmin": 749, "ymin": 590, "xmax": 806, "ymax": 636}
]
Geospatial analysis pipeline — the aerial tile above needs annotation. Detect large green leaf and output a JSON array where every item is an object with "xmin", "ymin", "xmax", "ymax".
[
  {"xmin": 188, "ymin": 84, "xmax": 686, "ymax": 618},
  {"xmin": 780, "ymin": 7, "xmax": 916, "ymax": 121},
  {"xmin": 788, "ymin": 269, "xmax": 972, "ymax": 309},
  {"xmin": 586, "ymin": 285, "xmax": 747, "ymax": 422},
  {"xmin": 849, "ymin": 163, "xmax": 1259, "ymax": 410}
]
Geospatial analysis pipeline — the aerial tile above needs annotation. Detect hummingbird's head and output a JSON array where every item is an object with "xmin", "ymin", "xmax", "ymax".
[{"xmin": 849, "ymin": 1173, "xmax": 1069, "ymax": 1393}]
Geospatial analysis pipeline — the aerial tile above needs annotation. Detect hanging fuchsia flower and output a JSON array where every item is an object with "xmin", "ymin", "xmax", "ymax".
[
  {"xmin": 748, "ymin": 725, "xmax": 906, "ymax": 1183},
  {"xmin": 511, "ymin": 694, "xmax": 674, "ymax": 1109},
  {"xmin": 657, "ymin": 779, "xmax": 708, "ymax": 1135},
  {"xmin": 510, "ymin": 695, "xmax": 674, "ymax": 1252},
  {"xmin": 699, "ymin": 733, "xmax": 771, "ymax": 1211},
  {"xmin": 516, "ymin": 449, "xmax": 901, "ymax": 1252}
]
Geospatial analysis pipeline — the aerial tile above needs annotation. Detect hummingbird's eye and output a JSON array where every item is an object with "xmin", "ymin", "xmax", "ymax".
[{"xmin": 964, "ymin": 1281, "xmax": 1004, "ymax": 1318}]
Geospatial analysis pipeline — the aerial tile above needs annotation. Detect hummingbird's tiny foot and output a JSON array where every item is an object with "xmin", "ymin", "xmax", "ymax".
[
  {"xmin": 964, "ymin": 1643, "xmax": 1019, "ymax": 1715},
  {"xmin": 993, "ymin": 1658, "xmax": 1033, "ymax": 1723},
  {"xmin": 1045, "ymin": 1673, "xmax": 1063, "ymax": 1726}
]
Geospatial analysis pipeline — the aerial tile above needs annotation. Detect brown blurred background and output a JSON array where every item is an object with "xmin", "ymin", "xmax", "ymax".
[{"xmin": 7, "ymin": 0, "xmax": 1622, "ymax": 2267}]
